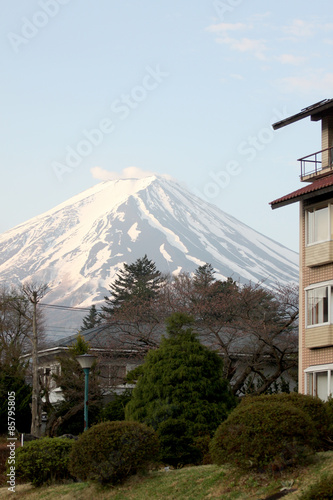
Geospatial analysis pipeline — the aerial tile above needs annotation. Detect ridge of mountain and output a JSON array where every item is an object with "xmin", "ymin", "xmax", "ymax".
[{"xmin": 0, "ymin": 174, "xmax": 298, "ymax": 338}]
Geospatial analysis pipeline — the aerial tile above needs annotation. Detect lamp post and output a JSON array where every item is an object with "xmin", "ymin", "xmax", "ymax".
[{"xmin": 76, "ymin": 354, "xmax": 96, "ymax": 432}]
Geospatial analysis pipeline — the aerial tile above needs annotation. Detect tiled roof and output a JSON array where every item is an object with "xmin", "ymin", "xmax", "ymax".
[{"xmin": 270, "ymin": 174, "xmax": 333, "ymax": 209}]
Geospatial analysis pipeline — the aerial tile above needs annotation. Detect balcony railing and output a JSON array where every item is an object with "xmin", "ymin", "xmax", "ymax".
[{"xmin": 299, "ymin": 147, "xmax": 333, "ymax": 180}]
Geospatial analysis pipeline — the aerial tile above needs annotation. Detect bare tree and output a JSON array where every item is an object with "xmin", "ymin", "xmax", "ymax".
[
  {"xmin": 193, "ymin": 281, "xmax": 299, "ymax": 396},
  {"xmin": 100, "ymin": 262, "xmax": 299, "ymax": 397}
]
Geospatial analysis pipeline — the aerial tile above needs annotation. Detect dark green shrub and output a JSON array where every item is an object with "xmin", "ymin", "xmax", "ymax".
[
  {"xmin": 299, "ymin": 473, "xmax": 333, "ymax": 499},
  {"xmin": 125, "ymin": 313, "xmax": 235, "ymax": 467},
  {"xmin": 210, "ymin": 401, "xmax": 316, "ymax": 472},
  {"xmin": 100, "ymin": 390, "xmax": 132, "ymax": 422},
  {"xmin": 326, "ymin": 397, "xmax": 333, "ymax": 440},
  {"xmin": 240, "ymin": 393, "xmax": 332, "ymax": 450},
  {"xmin": 15, "ymin": 437, "xmax": 74, "ymax": 487},
  {"xmin": 156, "ymin": 418, "xmax": 201, "ymax": 468},
  {"xmin": 68, "ymin": 421, "xmax": 159, "ymax": 485}
]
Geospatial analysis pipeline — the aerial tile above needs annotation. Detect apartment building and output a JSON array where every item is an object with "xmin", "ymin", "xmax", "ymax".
[{"xmin": 271, "ymin": 98, "xmax": 333, "ymax": 400}]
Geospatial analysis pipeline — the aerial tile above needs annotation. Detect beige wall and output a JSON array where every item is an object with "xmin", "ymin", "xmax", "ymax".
[{"xmin": 300, "ymin": 197, "xmax": 333, "ymax": 394}]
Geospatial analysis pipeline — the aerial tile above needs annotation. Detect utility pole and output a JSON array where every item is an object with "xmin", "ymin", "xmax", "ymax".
[
  {"xmin": 31, "ymin": 290, "xmax": 40, "ymax": 437},
  {"xmin": 22, "ymin": 282, "xmax": 48, "ymax": 437}
]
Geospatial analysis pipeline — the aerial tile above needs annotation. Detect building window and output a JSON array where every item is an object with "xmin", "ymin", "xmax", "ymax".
[
  {"xmin": 306, "ymin": 285, "xmax": 329, "ymax": 326},
  {"xmin": 305, "ymin": 364, "xmax": 333, "ymax": 401},
  {"xmin": 306, "ymin": 203, "xmax": 333, "ymax": 245}
]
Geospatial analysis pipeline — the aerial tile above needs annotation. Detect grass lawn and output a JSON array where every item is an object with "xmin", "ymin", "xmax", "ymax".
[{"xmin": 1, "ymin": 451, "xmax": 333, "ymax": 499}]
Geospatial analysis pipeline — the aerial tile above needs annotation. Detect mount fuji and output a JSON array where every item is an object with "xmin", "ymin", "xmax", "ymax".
[{"xmin": 0, "ymin": 175, "xmax": 298, "ymax": 338}]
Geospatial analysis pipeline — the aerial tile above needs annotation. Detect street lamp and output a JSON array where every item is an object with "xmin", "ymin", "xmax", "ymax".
[{"xmin": 76, "ymin": 354, "xmax": 96, "ymax": 432}]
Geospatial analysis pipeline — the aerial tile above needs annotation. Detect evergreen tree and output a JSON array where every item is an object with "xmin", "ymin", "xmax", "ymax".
[
  {"xmin": 102, "ymin": 255, "xmax": 165, "ymax": 316},
  {"xmin": 80, "ymin": 305, "xmax": 101, "ymax": 331},
  {"xmin": 193, "ymin": 263, "xmax": 216, "ymax": 289},
  {"xmin": 125, "ymin": 312, "xmax": 235, "ymax": 467}
]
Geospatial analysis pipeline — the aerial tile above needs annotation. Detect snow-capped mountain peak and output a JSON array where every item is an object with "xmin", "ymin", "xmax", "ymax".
[{"xmin": 0, "ymin": 174, "xmax": 298, "ymax": 337}]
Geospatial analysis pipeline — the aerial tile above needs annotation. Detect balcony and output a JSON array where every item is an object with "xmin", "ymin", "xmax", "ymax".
[{"xmin": 299, "ymin": 147, "xmax": 333, "ymax": 182}]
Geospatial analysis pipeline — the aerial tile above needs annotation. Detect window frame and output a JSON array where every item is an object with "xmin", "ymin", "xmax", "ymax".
[
  {"xmin": 304, "ymin": 363, "xmax": 333, "ymax": 401},
  {"xmin": 305, "ymin": 202, "xmax": 333, "ymax": 246},
  {"xmin": 305, "ymin": 281, "xmax": 333, "ymax": 328}
]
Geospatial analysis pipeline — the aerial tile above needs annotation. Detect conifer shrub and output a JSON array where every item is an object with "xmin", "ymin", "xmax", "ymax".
[
  {"xmin": 68, "ymin": 421, "xmax": 159, "ymax": 485},
  {"xmin": 15, "ymin": 437, "xmax": 74, "ymax": 487},
  {"xmin": 210, "ymin": 401, "xmax": 316, "ymax": 472},
  {"xmin": 240, "ymin": 392, "xmax": 332, "ymax": 450},
  {"xmin": 299, "ymin": 473, "xmax": 333, "ymax": 500},
  {"xmin": 125, "ymin": 313, "xmax": 235, "ymax": 467},
  {"xmin": 155, "ymin": 418, "xmax": 202, "ymax": 468}
]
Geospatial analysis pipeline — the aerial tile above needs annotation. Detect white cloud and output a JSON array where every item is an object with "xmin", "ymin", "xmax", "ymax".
[
  {"xmin": 216, "ymin": 36, "xmax": 267, "ymax": 60},
  {"xmin": 283, "ymin": 19, "xmax": 315, "ymax": 38},
  {"xmin": 276, "ymin": 53, "xmax": 306, "ymax": 65},
  {"xmin": 278, "ymin": 72, "xmax": 333, "ymax": 94},
  {"xmin": 91, "ymin": 166, "xmax": 155, "ymax": 181}
]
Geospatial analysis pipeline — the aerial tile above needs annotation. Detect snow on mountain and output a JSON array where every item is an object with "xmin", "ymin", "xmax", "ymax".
[{"xmin": 0, "ymin": 175, "xmax": 298, "ymax": 338}]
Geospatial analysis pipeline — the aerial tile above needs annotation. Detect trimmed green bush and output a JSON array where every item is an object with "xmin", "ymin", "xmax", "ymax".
[
  {"xmin": 299, "ymin": 473, "xmax": 333, "ymax": 499},
  {"xmin": 125, "ymin": 313, "xmax": 235, "ymax": 467},
  {"xmin": 210, "ymin": 401, "xmax": 316, "ymax": 472},
  {"xmin": 155, "ymin": 418, "xmax": 202, "ymax": 468},
  {"xmin": 240, "ymin": 392, "xmax": 332, "ymax": 450},
  {"xmin": 68, "ymin": 421, "xmax": 159, "ymax": 485},
  {"xmin": 15, "ymin": 437, "xmax": 74, "ymax": 487}
]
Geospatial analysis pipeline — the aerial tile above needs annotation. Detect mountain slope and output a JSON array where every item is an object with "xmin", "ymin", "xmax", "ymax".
[{"xmin": 0, "ymin": 175, "xmax": 298, "ymax": 336}]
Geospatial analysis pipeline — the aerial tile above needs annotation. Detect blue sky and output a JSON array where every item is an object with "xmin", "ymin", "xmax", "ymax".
[{"xmin": 1, "ymin": 0, "xmax": 333, "ymax": 253}]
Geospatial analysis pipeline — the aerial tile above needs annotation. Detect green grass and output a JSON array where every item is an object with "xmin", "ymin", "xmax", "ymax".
[{"xmin": 1, "ymin": 451, "xmax": 333, "ymax": 499}]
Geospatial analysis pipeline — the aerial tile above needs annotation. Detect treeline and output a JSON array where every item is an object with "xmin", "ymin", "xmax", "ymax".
[{"xmin": 81, "ymin": 254, "xmax": 299, "ymax": 397}]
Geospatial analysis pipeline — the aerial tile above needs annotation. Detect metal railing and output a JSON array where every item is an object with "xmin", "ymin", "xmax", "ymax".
[{"xmin": 299, "ymin": 147, "xmax": 333, "ymax": 180}]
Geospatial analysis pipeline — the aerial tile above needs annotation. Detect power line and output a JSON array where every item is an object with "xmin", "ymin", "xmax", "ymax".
[{"xmin": 40, "ymin": 302, "xmax": 100, "ymax": 312}]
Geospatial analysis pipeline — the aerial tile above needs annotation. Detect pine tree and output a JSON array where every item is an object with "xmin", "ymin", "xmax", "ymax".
[
  {"xmin": 102, "ymin": 255, "xmax": 165, "ymax": 316},
  {"xmin": 80, "ymin": 305, "xmax": 101, "ymax": 331},
  {"xmin": 125, "ymin": 312, "xmax": 235, "ymax": 467},
  {"xmin": 193, "ymin": 263, "xmax": 216, "ymax": 289}
]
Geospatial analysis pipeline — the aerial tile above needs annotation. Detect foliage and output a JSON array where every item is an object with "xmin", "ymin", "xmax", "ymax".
[
  {"xmin": 99, "ymin": 259, "xmax": 299, "ymax": 397},
  {"xmin": 102, "ymin": 254, "xmax": 165, "ymax": 315},
  {"xmin": 210, "ymin": 400, "xmax": 316, "ymax": 472},
  {"xmin": 299, "ymin": 473, "xmax": 333, "ymax": 500},
  {"xmin": 45, "ymin": 335, "xmax": 102, "ymax": 436},
  {"xmin": 100, "ymin": 390, "xmax": 132, "ymax": 422},
  {"xmin": 68, "ymin": 333, "xmax": 90, "ymax": 355},
  {"xmin": 240, "ymin": 392, "xmax": 332, "ymax": 450},
  {"xmin": 326, "ymin": 396, "xmax": 333, "ymax": 440},
  {"xmin": 126, "ymin": 364, "xmax": 144, "ymax": 383},
  {"xmin": 15, "ymin": 437, "xmax": 74, "ymax": 487},
  {"xmin": 125, "ymin": 312, "xmax": 235, "ymax": 467},
  {"xmin": 0, "ymin": 365, "xmax": 31, "ymax": 433},
  {"xmin": 68, "ymin": 420, "xmax": 159, "ymax": 485},
  {"xmin": 80, "ymin": 305, "xmax": 101, "ymax": 331}
]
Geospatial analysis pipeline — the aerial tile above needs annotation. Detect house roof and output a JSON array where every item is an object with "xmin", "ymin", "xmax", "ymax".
[
  {"xmin": 49, "ymin": 324, "xmax": 116, "ymax": 349},
  {"xmin": 45, "ymin": 322, "xmax": 163, "ymax": 355},
  {"xmin": 272, "ymin": 99, "xmax": 333, "ymax": 130},
  {"xmin": 43, "ymin": 320, "xmax": 296, "ymax": 359},
  {"xmin": 270, "ymin": 174, "xmax": 333, "ymax": 209}
]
